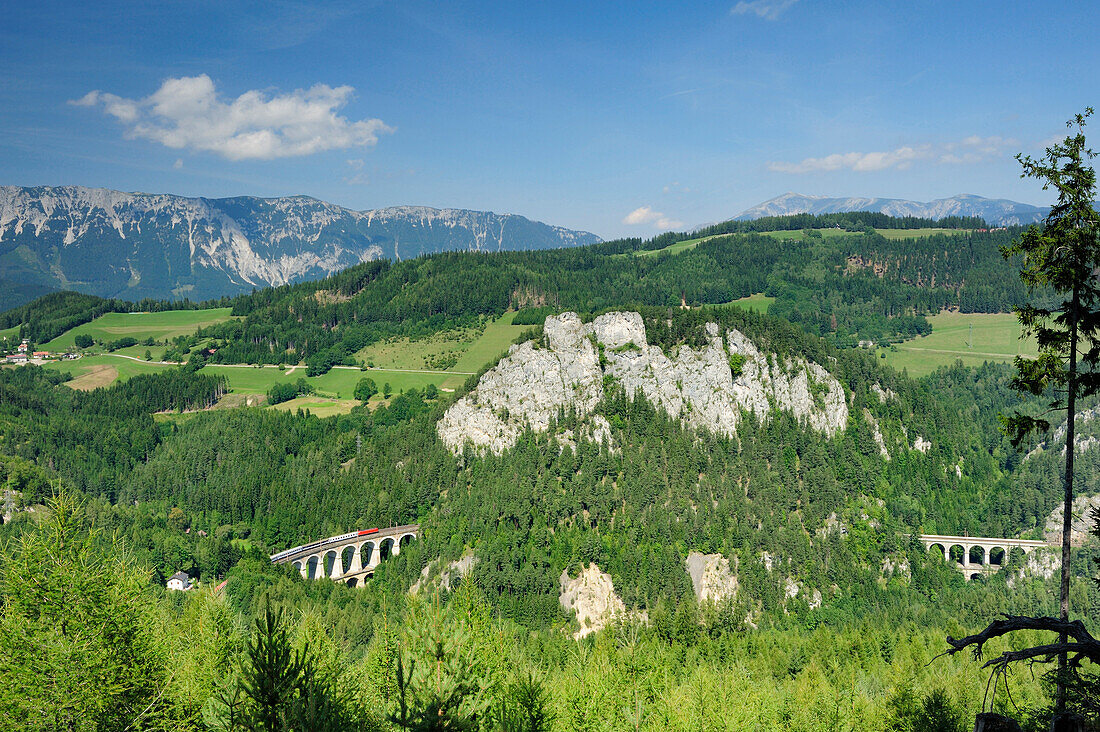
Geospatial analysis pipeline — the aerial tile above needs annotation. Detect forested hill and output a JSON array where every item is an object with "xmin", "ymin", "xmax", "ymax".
[
  {"xmin": 194, "ymin": 218, "xmax": 1030, "ymax": 371},
  {"xmin": 1, "ymin": 304, "xmax": 1090, "ymax": 630}
]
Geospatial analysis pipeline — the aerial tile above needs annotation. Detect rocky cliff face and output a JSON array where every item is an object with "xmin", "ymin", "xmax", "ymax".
[
  {"xmin": 438, "ymin": 311, "xmax": 849, "ymax": 455},
  {"xmin": 1044, "ymin": 494, "xmax": 1100, "ymax": 546},
  {"xmin": 685, "ymin": 552, "xmax": 739, "ymax": 605},
  {"xmin": 558, "ymin": 564, "xmax": 636, "ymax": 638}
]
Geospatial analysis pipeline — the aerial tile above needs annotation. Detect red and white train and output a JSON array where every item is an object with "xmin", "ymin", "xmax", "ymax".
[{"xmin": 270, "ymin": 528, "xmax": 379, "ymax": 563}]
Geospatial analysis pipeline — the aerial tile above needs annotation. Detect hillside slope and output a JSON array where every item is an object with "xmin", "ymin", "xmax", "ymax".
[{"xmin": 0, "ymin": 185, "xmax": 601, "ymax": 307}]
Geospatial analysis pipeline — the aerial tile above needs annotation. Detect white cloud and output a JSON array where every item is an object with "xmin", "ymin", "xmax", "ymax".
[
  {"xmin": 343, "ymin": 158, "xmax": 368, "ymax": 185},
  {"xmin": 938, "ymin": 135, "xmax": 1017, "ymax": 164},
  {"xmin": 730, "ymin": 0, "xmax": 798, "ymax": 20},
  {"xmin": 769, "ymin": 136, "xmax": 1018, "ymax": 174},
  {"xmin": 71, "ymin": 75, "xmax": 393, "ymax": 161},
  {"xmin": 71, "ymin": 90, "xmax": 140, "ymax": 123},
  {"xmin": 172, "ymin": 158, "xmax": 183, "ymax": 169},
  {"xmin": 1035, "ymin": 133, "xmax": 1066, "ymax": 150},
  {"xmin": 623, "ymin": 206, "xmax": 684, "ymax": 230}
]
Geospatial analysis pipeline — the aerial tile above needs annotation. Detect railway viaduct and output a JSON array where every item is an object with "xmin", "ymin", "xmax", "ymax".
[
  {"xmin": 271, "ymin": 525, "xmax": 419, "ymax": 588},
  {"xmin": 917, "ymin": 534, "xmax": 1051, "ymax": 580}
]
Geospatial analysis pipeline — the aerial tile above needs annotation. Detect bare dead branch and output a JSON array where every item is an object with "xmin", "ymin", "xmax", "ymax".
[{"xmin": 944, "ymin": 615, "xmax": 1100, "ymax": 671}]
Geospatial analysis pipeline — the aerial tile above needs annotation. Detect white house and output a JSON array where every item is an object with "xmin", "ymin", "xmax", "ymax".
[{"xmin": 167, "ymin": 571, "xmax": 193, "ymax": 591}]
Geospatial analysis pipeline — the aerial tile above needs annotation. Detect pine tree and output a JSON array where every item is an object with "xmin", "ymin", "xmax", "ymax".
[{"xmin": 947, "ymin": 109, "xmax": 1100, "ymax": 720}]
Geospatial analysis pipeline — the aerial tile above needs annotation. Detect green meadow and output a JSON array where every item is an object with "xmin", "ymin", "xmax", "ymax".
[
  {"xmin": 881, "ymin": 311, "xmax": 1037, "ymax": 377},
  {"xmin": 268, "ymin": 396, "xmax": 360, "ymax": 418},
  {"xmin": 875, "ymin": 227, "xmax": 966, "ymax": 240},
  {"xmin": 42, "ymin": 354, "xmax": 456, "ymax": 404},
  {"xmin": 41, "ymin": 308, "xmax": 234, "ymax": 351},
  {"xmin": 627, "ymin": 234, "xmax": 722, "ymax": 258},
  {"xmin": 356, "ymin": 311, "xmax": 531, "ymax": 381},
  {"xmin": 40, "ymin": 354, "xmax": 173, "ymax": 390},
  {"xmin": 626, "ymin": 227, "xmax": 968, "ymax": 259},
  {"xmin": 726, "ymin": 293, "xmax": 774, "ymax": 314}
]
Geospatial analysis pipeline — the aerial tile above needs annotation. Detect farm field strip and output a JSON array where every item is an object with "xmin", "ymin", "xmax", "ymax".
[
  {"xmin": 42, "ymin": 308, "xmax": 234, "ymax": 351},
  {"xmin": 722, "ymin": 293, "xmax": 774, "ymax": 314},
  {"xmin": 269, "ymin": 396, "xmax": 359, "ymax": 418},
  {"xmin": 40, "ymin": 353, "xmax": 457, "ymax": 401},
  {"xmin": 451, "ymin": 312, "xmax": 530, "ymax": 373}
]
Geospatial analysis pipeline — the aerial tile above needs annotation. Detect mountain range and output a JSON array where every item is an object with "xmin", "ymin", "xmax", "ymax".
[
  {"xmin": 0, "ymin": 185, "xmax": 601, "ymax": 309},
  {"xmin": 734, "ymin": 192, "xmax": 1048, "ymax": 225}
]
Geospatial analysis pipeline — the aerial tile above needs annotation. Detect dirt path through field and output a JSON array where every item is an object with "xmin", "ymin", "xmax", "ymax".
[{"xmin": 67, "ymin": 364, "xmax": 119, "ymax": 391}]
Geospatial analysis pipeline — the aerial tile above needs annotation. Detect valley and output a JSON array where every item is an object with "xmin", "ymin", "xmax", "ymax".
[{"xmin": 5, "ymin": 4, "xmax": 1096, "ymax": 728}]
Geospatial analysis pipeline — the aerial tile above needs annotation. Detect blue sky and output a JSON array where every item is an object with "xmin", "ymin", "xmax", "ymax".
[{"xmin": 2, "ymin": 0, "xmax": 1097, "ymax": 238}]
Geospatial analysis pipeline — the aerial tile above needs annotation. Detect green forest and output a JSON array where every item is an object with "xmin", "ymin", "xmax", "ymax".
[{"xmin": 0, "ymin": 211, "xmax": 1095, "ymax": 730}]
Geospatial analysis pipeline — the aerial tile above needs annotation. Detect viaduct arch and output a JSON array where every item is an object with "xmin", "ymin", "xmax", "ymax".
[
  {"xmin": 917, "ymin": 534, "xmax": 1050, "ymax": 580},
  {"xmin": 271, "ymin": 525, "xmax": 419, "ymax": 588}
]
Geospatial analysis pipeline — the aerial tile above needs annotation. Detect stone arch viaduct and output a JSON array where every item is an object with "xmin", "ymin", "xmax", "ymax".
[
  {"xmin": 270, "ymin": 525, "xmax": 419, "ymax": 588},
  {"xmin": 917, "ymin": 534, "xmax": 1050, "ymax": 580}
]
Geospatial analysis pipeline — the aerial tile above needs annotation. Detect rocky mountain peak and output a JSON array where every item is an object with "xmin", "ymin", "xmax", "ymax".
[{"xmin": 437, "ymin": 310, "xmax": 849, "ymax": 455}]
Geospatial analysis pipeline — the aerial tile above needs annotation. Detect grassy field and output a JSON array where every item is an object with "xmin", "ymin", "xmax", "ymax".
[
  {"xmin": 758, "ymin": 228, "xmax": 860, "ymax": 242},
  {"xmin": 0, "ymin": 326, "xmax": 19, "ymax": 345},
  {"xmin": 41, "ymin": 354, "xmax": 458, "ymax": 403},
  {"xmin": 726, "ymin": 293, "xmax": 774, "ymax": 314},
  {"xmin": 881, "ymin": 311, "xmax": 1037, "ymax": 377},
  {"xmin": 876, "ymin": 228, "xmax": 966, "ymax": 240},
  {"xmin": 628, "ymin": 235, "xmax": 722, "ymax": 258},
  {"xmin": 356, "ymin": 324, "xmax": 481, "ymax": 371},
  {"xmin": 759, "ymin": 227, "xmax": 966, "ymax": 242},
  {"xmin": 42, "ymin": 308, "xmax": 234, "ymax": 351},
  {"xmin": 451, "ymin": 312, "xmax": 532, "ymax": 373},
  {"xmin": 207, "ymin": 364, "xmax": 455, "ymax": 399},
  {"xmin": 355, "ymin": 311, "xmax": 530, "ymax": 384},
  {"xmin": 41, "ymin": 355, "xmax": 175, "ymax": 384}
]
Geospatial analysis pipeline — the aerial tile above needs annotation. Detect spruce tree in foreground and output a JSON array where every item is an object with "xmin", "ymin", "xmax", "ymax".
[
  {"xmin": 0, "ymin": 492, "xmax": 173, "ymax": 731},
  {"xmin": 946, "ymin": 108, "xmax": 1100, "ymax": 721}
]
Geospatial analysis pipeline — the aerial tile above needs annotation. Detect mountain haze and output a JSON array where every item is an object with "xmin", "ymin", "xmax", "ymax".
[
  {"xmin": 735, "ymin": 192, "xmax": 1048, "ymax": 225},
  {"xmin": 0, "ymin": 185, "xmax": 601, "ymax": 308}
]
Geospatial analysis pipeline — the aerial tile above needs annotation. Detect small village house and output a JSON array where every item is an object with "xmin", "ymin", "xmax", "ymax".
[{"xmin": 166, "ymin": 571, "xmax": 193, "ymax": 591}]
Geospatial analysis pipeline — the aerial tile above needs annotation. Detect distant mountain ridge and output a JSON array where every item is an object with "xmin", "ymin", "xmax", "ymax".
[
  {"xmin": 0, "ymin": 185, "xmax": 601, "ymax": 308},
  {"xmin": 735, "ymin": 192, "xmax": 1048, "ymax": 225}
]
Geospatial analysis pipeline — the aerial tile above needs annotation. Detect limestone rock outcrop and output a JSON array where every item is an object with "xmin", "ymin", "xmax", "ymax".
[
  {"xmin": 410, "ymin": 549, "xmax": 478, "ymax": 595},
  {"xmin": 438, "ymin": 311, "xmax": 849, "ymax": 455},
  {"xmin": 559, "ymin": 564, "xmax": 630, "ymax": 639},
  {"xmin": 1044, "ymin": 494, "xmax": 1100, "ymax": 546},
  {"xmin": 685, "ymin": 552, "xmax": 739, "ymax": 605}
]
